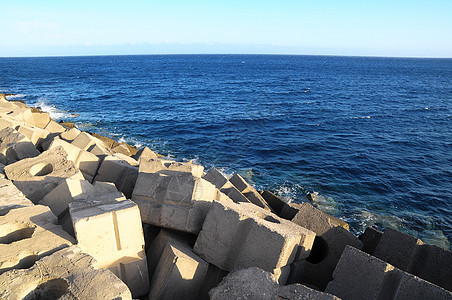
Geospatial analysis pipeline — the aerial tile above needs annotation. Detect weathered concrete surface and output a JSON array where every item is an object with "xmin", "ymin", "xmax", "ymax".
[
  {"xmin": 291, "ymin": 202, "xmax": 349, "ymax": 236},
  {"xmin": 16, "ymin": 123, "xmax": 51, "ymax": 147},
  {"xmin": 4, "ymin": 146, "xmax": 84, "ymax": 203},
  {"xmin": 44, "ymin": 119, "xmax": 66, "ymax": 134},
  {"xmin": 193, "ymin": 200, "xmax": 315, "ymax": 272},
  {"xmin": 48, "ymin": 138, "xmax": 101, "ymax": 183},
  {"xmin": 287, "ymin": 226, "xmax": 363, "ymax": 291},
  {"xmin": 94, "ymin": 153, "xmax": 139, "ymax": 198},
  {"xmin": 23, "ymin": 111, "xmax": 51, "ymax": 129},
  {"xmin": 0, "ymin": 205, "xmax": 75, "ymax": 274},
  {"xmin": 147, "ymin": 229, "xmax": 209, "ymax": 300},
  {"xmin": 59, "ymin": 127, "xmax": 81, "ymax": 143},
  {"xmin": 139, "ymin": 157, "xmax": 204, "ymax": 178},
  {"xmin": 359, "ymin": 226, "xmax": 383, "ymax": 254},
  {"xmin": 204, "ymin": 168, "xmax": 251, "ymax": 204},
  {"xmin": 229, "ymin": 174, "xmax": 272, "ymax": 211},
  {"xmin": 0, "ymin": 246, "xmax": 132, "ymax": 300},
  {"xmin": 70, "ymin": 197, "xmax": 149, "ymax": 297},
  {"xmin": 91, "ymin": 132, "xmax": 120, "ymax": 149},
  {"xmin": 133, "ymin": 171, "xmax": 216, "ymax": 234},
  {"xmin": 325, "ymin": 246, "xmax": 452, "ymax": 300},
  {"xmin": 0, "ymin": 177, "xmax": 34, "ymax": 216},
  {"xmin": 0, "ymin": 127, "xmax": 40, "ymax": 165},
  {"xmin": 372, "ymin": 227, "xmax": 452, "ymax": 292},
  {"xmin": 209, "ymin": 267, "xmax": 340, "ymax": 300},
  {"xmin": 260, "ymin": 190, "xmax": 288, "ymax": 217},
  {"xmin": 70, "ymin": 131, "xmax": 113, "ymax": 157},
  {"xmin": 112, "ymin": 142, "xmax": 138, "ymax": 157},
  {"xmin": 133, "ymin": 146, "xmax": 158, "ymax": 161}
]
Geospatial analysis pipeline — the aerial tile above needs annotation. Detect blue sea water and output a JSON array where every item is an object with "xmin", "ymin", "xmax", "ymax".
[{"xmin": 1, "ymin": 55, "xmax": 451, "ymax": 249}]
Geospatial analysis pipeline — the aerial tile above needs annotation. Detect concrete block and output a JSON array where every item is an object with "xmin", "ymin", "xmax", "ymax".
[
  {"xmin": 48, "ymin": 138, "xmax": 101, "ymax": 182},
  {"xmin": 0, "ymin": 205, "xmax": 75, "ymax": 274},
  {"xmin": 286, "ymin": 226, "xmax": 362, "ymax": 291},
  {"xmin": 94, "ymin": 154, "xmax": 139, "ymax": 198},
  {"xmin": 4, "ymin": 146, "xmax": 84, "ymax": 203},
  {"xmin": 204, "ymin": 168, "xmax": 252, "ymax": 204},
  {"xmin": 133, "ymin": 146, "xmax": 158, "ymax": 161},
  {"xmin": 44, "ymin": 119, "xmax": 66, "ymax": 134},
  {"xmin": 291, "ymin": 202, "xmax": 349, "ymax": 236},
  {"xmin": 16, "ymin": 123, "xmax": 51, "ymax": 147},
  {"xmin": 0, "ymin": 177, "xmax": 34, "ymax": 216},
  {"xmin": 91, "ymin": 132, "xmax": 120, "ymax": 148},
  {"xmin": 0, "ymin": 127, "xmax": 40, "ymax": 165},
  {"xmin": 147, "ymin": 229, "xmax": 208, "ymax": 300},
  {"xmin": 260, "ymin": 190, "xmax": 302, "ymax": 220},
  {"xmin": 280, "ymin": 202, "xmax": 302, "ymax": 220},
  {"xmin": 209, "ymin": 267, "xmax": 339, "ymax": 300},
  {"xmin": 193, "ymin": 201, "xmax": 316, "ymax": 272},
  {"xmin": 325, "ymin": 246, "xmax": 452, "ymax": 300},
  {"xmin": 359, "ymin": 226, "xmax": 383, "ymax": 254},
  {"xmin": 113, "ymin": 142, "xmax": 133, "ymax": 156},
  {"xmin": 24, "ymin": 111, "xmax": 51, "ymax": 129},
  {"xmin": 204, "ymin": 167, "xmax": 229, "ymax": 189},
  {"xmin": 229, "ymin": 174, "xmax": 273, "ymax": 211},
  {"xmin": 6, "ymin": 107, "xmax": 33, "ymax": 124},
  {"xmin": 0, "ymin": 246, "xmax": 132, "ymax": 299},
  {"xmin": 139, "ymin": 157, "xmax": 204, "ymax": 178},
  {"xmin": 373, "ymin": 227, "xmax": 452, "ymax": 292},
  {"xmin": 70, "ymin": 198, "xmax": 149, "ymax": 297},
  {"xmin": 60, "ymin": 127, "xmax": 81, "ymax": 143},
  {"xmin": 71, "ymin": 132, "xmax": 113, "ymax": 157},
  {"xmin": 132, "ymin": 172, "xmax": 216, "ymax": 234}
]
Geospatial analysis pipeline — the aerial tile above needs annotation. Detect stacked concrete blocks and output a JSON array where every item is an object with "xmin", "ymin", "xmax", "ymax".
[
  {"xmin": 193, "ymin": 200, "xmax": 316, "ymax": 273},
  {"xmin": 139, "ymin": 157, "xmax": 204, "ymax": 178},
  {"xmin": 204, "ymin": 167, "xmax": 252, "ymax": 204},
  {"xmin": 4, "ymin": 146, "xmax": 84, "ymax": 203},
  {"xmin": 69, "ymin": 197, "xmax": 149, "ymax": 297},
  {"xmin": 0, "ymin": 246, "xmax": 132, "ymax": 299},
  {"xmin": 133, "ymin": 171, "xmax": 216, "ymax": 234},
  {"xmin": 229, "ymin": 173, "xmax": 273, "ymax": 211},
  {"xmin": 0, "ymin": 205, "xmax": 75, "ymax": 274},
  {"xmin": 0, "ymin": 127, "xmax": 40, "ymax": 165}
]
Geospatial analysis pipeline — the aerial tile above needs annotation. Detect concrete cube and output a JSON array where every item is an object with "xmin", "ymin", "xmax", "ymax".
[
  {"xmin": 24, "ymin": 111, "xmax": 51, "ymax": 129},
  {"xmin": 193, "ymin": 201, "xmax": 316, "ymax": 272},
  {"xmin": 260, "ymin": 190, "xmax": 302, "ymax": 220},
  {"xmin": 59, "ymin": 127, "xmax": 81, "ymax": 143},
  {"xmin": 48, "ymin": 138, "xmax": 101, "ymax": 182},
  {"xmin": 91, "ymin": 132, "xmax": 120, "ymax": 148},
  {"xmin": 291, "ymin": 202, "xmax": 349, "ymax": 235},
  {"xmin": 70, "ymin": 198, "xmax": 149, "ymax": 297},
  {"xmin": 325, "ymin": 246, "xmax": 452, "ymax": 300},
  {"xmin": 4, "ymin": 146, "xmax": 84, "ymax": 203},
  {"xmin": 71, "ymin": 131, "xmax": 113, "ymax": 157},
  {"xmin": 16, "ymin": 123, "xmax": 51, "ymax": 147},
  {"xmin": 0, "ymin": 177, "xmax": 34, "ymax": 216},
  {"xmin": 44, "ymin": 119, "xmax": 66, "ymax": 134},
  {"xmin": 204, "ymin": 168, "xmax": 251, "ymax": 204},
  {"xmin": 0, "ymin": 127, "xmax": 40, "ymax": 165},
  {"xmin": 359, "ymin": 226, "xmax": 383, "ymax": 254},
  {"xmin": 147, "ymin": 229, "xmax": 209, "ymax": 300},
  {"xmin": 133, "ymin": 146, "xmax": 158, "ymax": 161},
  {"xmin": 94, "ymin": 154, "xmax": 139, "ymax": 198},
  {"xmin": 229, "ymin": 174, "xmax": 272, "ymax": 211},
  {"xmin": 139, "ymin": 157, "xmax": 204, "ymax": 178},
  {"xmin": 0, "ymin": 246, "xmax": 132, "ymax": 299},
  {"xmin": 209, "ymin": 267, "xmax": 339, "ymax": 300},
  {"xmin": 132, "ymin": 171, "xmax": 216, "ymax": 234},
  {"xmin": 0, "ymin": 205, "xmax": 75, "ymax": 274}
]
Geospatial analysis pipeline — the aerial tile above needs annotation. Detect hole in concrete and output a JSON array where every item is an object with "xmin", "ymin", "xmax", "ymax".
[
  {"xmin": 0, "ymin": 223, "xmax": 35, "ymax": 244},
  {"xmin": 22, "ymin": 278, "xmax": 68, "ymax": 300},
  {"xmin": 306, "ymin": 236, "xmax": 329, "ymax": 264},
  {"xmin": 30, "ymin": 163, "xmax": 53, "ymax": 176}
]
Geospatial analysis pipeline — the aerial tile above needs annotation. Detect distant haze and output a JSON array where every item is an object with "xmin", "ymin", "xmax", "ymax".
[{"xmin": 1, "ymin": 0, "xmax": 451, "ymax": 58}]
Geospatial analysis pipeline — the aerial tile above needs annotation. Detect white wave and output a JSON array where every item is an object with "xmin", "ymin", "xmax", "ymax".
[
  {"xmin": 5, "ymin": 94, "xmax": 27, "ymax": 100},
  {"xmin": 33, "ymin": 98, "xmax": 72, "ymax": 120}
]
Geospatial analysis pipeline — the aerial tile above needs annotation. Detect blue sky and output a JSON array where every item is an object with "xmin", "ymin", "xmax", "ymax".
[{"xmin": 0, "ymin": 0, "xmax": 451, "ymax": 57}]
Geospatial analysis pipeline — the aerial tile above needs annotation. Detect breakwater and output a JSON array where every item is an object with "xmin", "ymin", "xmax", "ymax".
[{"xmin": 0, "ymin": 93, "xmax": 451, "ymax": 299}]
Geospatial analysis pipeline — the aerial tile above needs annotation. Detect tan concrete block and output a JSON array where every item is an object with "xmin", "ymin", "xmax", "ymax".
[
  {"xmin": 325, "ymin": 246, "xmax": 452, "ymax": 300},
  {"xmin": 113, "ymin": 142, "xmax": 133, "ymax": 156},
  {"xmin": 24, "ymin": 111, "xmax": 51, "ymax": 129},
  {"xmin": 229, "ymin": 174, "xmax": 273, "ymax": 211},
  {"xmin": 4, "ymin": 146, "xmax": 84, "ymax": 203},
  {"xmin": 59, "ymin": 127, "xmax": 81, "ymax": 143},
  {"xmin": 16, "ymin": 123, "xmax": 51, "ymax": 146},
  {"xmin": 94, "ymin": 154, "xmax": 139, "ymax": 198},
  {"xmin": 0, "ymin": 177, "xmax": 34, "ymax": 216},
  {"xmin": 0, "ymin": 127, "xmax": 40, "ymax": 165},
  {"xmin": 44, "ymin": 119, "xmax": 66, "ymax": 134},
  {"xmin": 71, "ymin": 132, "xmax": 113, "ymax": 157},
  {"xmin": 210, "ymin": 267, "xmax": 339, "ymax": 300},
  {"xmin": 0, "ymin": 205, "xmax": 75, "ymax": 274},
  {"xmin": 133, "ymin": 146, "xmax": 158, "ymax": 161},
  {"xmin": 147, "ymin": 229, "xmax": 208, "ymax": 300},
  {"xmin": 48, "ymin": 138, "xmax": 101, "ymax": 182},
  {"xmin": 91, "ymin": 132, "xmax": 120, "ymax": 148},
  {"xmin": 292, "ymin": 202, "xmax": 349, "ymax": 235},
  {"xmin": 0, "ymin": 246, "xmax": 132, "ymax": 299},
  {"xmin": 5, "ymin": 107, "xmax": 32, "ymax": 123},
  {"xmin": 193, "ymin": 201, "xmax": 316, "ymax": 272},
  {"xmin": 132, "ymin": 172, "xmax": 216, "ymax": 233},
  {"xmin": 139, "ymin": 157, "xmax": 204, "ymax": 178},
  {"xmin": 203, "ymin": 168, "xmax": 251, "ymax": 204},
  {"xmin": 70, "ymin": 198, "xmax": 149, "ymax": 297}
]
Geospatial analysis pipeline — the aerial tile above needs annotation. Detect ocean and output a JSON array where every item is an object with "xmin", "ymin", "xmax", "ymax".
[{"xmin": 0, "ymin": 55, "xmax": 451, "ymax": 249}]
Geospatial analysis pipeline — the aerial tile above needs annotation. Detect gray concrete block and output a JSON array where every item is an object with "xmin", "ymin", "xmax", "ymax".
[
  {"xmin": 133, "ymin": 171, "xmax": 216, "ymax": 234},
  {"xmin": 325, "ymin": 246, "xmax": 452, "ymax": 300},
  {"xmin": 359, "ymin": 226, "xmax": 383, "ymax": 254},
  {"xmin": 209, "ymin": 267, "xmax": 340, "ymax": 300},
  {"xmin": 4, "ymin": 146, "xmax": 84, "ymax": 203},
  {"xmin": 0, "ymin": 246, "xmax": 132, "ymax": 299},
  {"xmin": 193, "ymin": 201, "xmax": 315, "ymax": 272},
  {"xmin": 133, "ymin": 146, "xmax": 158, "ymax": 161},
  {"xmin": 0, "ymin": 127, "xmax": 40, "ymax": 165},
  {"xmin": 139, "ymin": 157, "xmax": 204, "ymax": 178},
  {"xmin": 229, "ymin": 174, "xmax": 273, "ymax": 211},
  {"xmin": 0, "ymin": 205, "xmax": 75, "ymax": 274},
  {"xmin": 204, "ymin": 167, "xmax": 229, "ymax": 189}
]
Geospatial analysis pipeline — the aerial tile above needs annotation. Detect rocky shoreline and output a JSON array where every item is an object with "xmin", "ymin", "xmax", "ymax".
[{"xmin": 0, "ymin": 93, "xmax": 451, "ymax": 299}]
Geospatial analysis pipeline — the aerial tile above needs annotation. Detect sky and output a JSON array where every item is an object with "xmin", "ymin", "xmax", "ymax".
[{"xmin": 0, "ymin": 0, "xmax": 451, "ymax": 57}]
